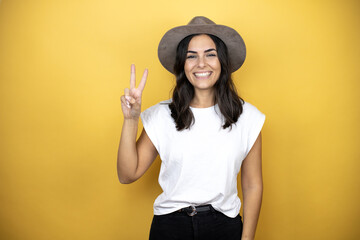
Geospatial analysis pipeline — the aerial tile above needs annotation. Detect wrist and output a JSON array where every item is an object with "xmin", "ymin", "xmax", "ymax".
[
  {"xmin": 241, "ymin": 237, "xmax": 254, "ymax": 240},
  {"xmin": 122, "ymin": 118, "xmax": 140, "ymax": 129},
  {"xmin": 241, "ymin": 232, "xmax": 255, "ymax": 240},
  {"xmin": 123, "ymin": 117, "xmax": 140, "ymax": 123}
]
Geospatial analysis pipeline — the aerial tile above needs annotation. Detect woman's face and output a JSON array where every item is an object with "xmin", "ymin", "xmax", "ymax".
[{"xmin": 184, "ymin": 34, "xmax": 221, "ymax": 94}]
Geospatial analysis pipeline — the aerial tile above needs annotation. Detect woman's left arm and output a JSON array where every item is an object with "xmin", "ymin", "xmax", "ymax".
[{"xmin": 241, "ymin": 132, "xmax": 263, "ymax": 240}]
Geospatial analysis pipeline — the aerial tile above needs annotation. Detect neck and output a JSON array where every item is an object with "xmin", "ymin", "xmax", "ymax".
[{"xmin": 190, "ymin": 89, "xmax": 215, "ymax": 108}]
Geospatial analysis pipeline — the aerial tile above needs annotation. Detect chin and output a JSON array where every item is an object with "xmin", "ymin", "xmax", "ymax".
[{"xmin": 194, "ymin": 85, "xmax": 216, "ymax": 91}]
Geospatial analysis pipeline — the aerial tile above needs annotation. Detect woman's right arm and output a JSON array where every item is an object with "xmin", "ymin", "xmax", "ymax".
[{"xmin": 117, "ymin": 65, "xmax": 158, "ymax": 184}]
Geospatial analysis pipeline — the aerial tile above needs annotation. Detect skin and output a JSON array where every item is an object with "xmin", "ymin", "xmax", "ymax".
[
  {"xmin": 241, "ymin": 133, "xmax": 263, "ymax": 240},
  {"xmin": 184, "ymin": 34, "xmax": 221, "ymax": 108},
  {"xmin": 117, "ymin": 65, "xmax": 157, "ymax": 184},
  {"xmin": 117, "ymin": 35, "xmax": 263, "ymax": 240}
]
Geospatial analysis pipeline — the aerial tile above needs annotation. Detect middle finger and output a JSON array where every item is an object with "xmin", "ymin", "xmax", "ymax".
[{"xmin": 130, "ymin": 64, "xmax": 136, "ymax": 89}]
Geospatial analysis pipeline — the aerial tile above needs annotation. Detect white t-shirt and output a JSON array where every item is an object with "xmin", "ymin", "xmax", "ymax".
[{"xmin": 140, "ymin": 99, "xmax": 265, "ymax": 218}]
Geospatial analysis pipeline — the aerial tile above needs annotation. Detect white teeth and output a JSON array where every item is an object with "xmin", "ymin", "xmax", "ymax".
[{"xmin": 194, "ymin": 72, "xmax": 211, "ymax": 77}]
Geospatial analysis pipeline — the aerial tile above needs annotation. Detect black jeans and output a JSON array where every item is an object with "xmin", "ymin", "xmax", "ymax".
[{"xmin": 149, "ymin": 206, "xmax": 243, "ymax": 240}]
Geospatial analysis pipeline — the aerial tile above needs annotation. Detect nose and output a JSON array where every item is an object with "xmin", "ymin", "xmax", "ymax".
[{"xmin": 198, "ymin": 55, "xmax": 205, "ymax": 68}]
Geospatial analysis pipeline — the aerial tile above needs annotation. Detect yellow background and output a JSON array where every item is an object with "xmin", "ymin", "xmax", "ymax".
[{"xmin": 0, "ymin": 0, "xmax": 359, "ymax": 239}]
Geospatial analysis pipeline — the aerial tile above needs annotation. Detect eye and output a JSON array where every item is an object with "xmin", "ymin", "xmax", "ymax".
[
  {"xmin": 207, "ymin": 53, "xmax": 217, "ymax": 57},
  {"xmin": 186, "ymin": 55, "xmax": 196, "ymax": 59}
]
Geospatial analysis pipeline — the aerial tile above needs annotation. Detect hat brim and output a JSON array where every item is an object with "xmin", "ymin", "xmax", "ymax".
[{"xmin": 158, "ymin": 24, "xmax": 246, "ymax": 74}]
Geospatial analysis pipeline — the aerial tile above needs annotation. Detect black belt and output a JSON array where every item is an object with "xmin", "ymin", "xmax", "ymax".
[{"xmin": 178, "ymin": 205, "xmax": 213, "ymax": 216}]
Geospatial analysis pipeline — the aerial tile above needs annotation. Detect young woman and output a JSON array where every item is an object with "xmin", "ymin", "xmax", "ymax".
[{"xmin": 117, "ymin": 16, "xmax": 265, "ymax": 240}]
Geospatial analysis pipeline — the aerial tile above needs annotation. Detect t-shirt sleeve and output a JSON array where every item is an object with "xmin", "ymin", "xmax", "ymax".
[
  {"xmin": 140, "ymin": 105, "xmax": 160, "ymax": 153},
  {"xmin": 243, "ymin": 103, "xmax": 266, "ymax": 158}
]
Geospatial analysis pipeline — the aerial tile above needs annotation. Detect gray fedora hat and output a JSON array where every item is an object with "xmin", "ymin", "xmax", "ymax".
[{"xmin": 158, "ymin": 16, "xmax": 246, "ymax": 74}]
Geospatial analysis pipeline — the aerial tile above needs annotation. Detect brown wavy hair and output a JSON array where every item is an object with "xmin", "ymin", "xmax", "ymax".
[{"xmin": 169, "ymin": 34, "xmax": 244, "ymax": 131}]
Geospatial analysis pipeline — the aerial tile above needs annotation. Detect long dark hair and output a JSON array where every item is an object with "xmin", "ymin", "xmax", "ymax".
[{"xmin": 169, "ymin": 34, "xmax": 244, "ymax": 131}]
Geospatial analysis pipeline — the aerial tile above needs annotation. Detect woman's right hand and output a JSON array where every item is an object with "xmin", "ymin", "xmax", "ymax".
[{"xmin": 120, "ymin": 64, "xmax": 148, "ymax": 120}]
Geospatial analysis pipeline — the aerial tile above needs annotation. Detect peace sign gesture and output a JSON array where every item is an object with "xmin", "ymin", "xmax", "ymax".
[{"xmin": 120, "ymin": 64, "xmax": 148, "ymax": 120}]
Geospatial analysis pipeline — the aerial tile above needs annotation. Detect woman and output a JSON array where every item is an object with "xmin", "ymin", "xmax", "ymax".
[{"xmin": 118, "ymin": 16, "xmax": 265, "ymax": 240}]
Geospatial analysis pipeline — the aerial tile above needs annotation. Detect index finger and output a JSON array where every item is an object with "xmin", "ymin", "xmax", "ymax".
[
  {"xmin": 130, "ymin": 64, "xmax": 136, "ymax": 89},
  {"xmin": 137, "ymin": 68, "xmax": 148, "ymax": 92}
]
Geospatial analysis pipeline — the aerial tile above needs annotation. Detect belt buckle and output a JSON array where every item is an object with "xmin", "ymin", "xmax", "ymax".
[{"xmin": 187, "ymin": 206, "xmax": 197, "ymax": 216}]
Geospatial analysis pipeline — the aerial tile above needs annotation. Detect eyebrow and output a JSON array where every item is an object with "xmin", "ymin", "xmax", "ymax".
[{"xmin": 187, "ymin": 48, "xmax": 217, "ymax": 54}]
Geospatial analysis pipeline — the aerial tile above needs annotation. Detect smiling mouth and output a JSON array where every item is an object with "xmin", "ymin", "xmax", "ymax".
[{"xmin": 194, "ymin": 71, "xmax": 212, "ymax": 78}]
